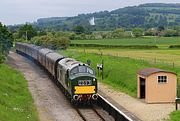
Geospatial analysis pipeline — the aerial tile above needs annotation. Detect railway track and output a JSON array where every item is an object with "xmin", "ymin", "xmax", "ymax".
[{"xmin": 75, "ymin": 105, "xmax": 113, "ymax": 121}]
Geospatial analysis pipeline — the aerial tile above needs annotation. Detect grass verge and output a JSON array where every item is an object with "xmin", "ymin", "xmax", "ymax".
[
  {"xmin": 0, "ymin": 64, "xmax": 39, "ymax": 121},
  {"xmin": 169, "ymin": 110, "xmax": 180, "ymax": 121}
]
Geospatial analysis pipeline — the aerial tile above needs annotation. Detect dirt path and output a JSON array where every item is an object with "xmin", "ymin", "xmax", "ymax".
[
  {"xmin": 98, "ymin": 83, "xmax": 177, "ymax": 121},
  {"xmin": 7, "ymin": 51, "xmax": 83, "ymax": 121}
]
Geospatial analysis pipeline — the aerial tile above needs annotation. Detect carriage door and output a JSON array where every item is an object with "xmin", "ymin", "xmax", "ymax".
[{"xmin": 140, "ymin": 77, "xmax": 146, "ymax": 99}]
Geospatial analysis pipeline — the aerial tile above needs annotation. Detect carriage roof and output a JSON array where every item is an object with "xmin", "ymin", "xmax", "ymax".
[
  {"xmin": 38, "ymin": 48, "xmax": 53, "ymax": 56},
  {"xmin": 46, "ymin": 52, "xmax": 64, "ymax": 63}
]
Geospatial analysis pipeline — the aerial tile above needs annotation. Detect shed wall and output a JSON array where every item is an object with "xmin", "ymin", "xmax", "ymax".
[{"xmin": 146, "ymin": 72, "xmax": 176, "ymax": 103}]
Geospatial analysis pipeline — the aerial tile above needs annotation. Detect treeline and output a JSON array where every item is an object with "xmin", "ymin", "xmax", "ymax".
[
  {"xmin": 12, "ymin": 24, "xmax": 180, "ymax": 48},
  {"xmin": 0, "ymin": 21, "xmax": 180, "ymax": 63},
  {"xmin": 0, "ymin": 22, "xmax": 13, "ymax": 63},
  {"xmin": 13, "ymin": 24, "xmax": 180, "ymax": 42}
]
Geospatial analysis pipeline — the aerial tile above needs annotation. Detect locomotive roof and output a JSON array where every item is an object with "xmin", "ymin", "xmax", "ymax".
[
  {"xmin": 58, "ymin": 58, "xmax": 83, "ymax": 70},
  {"xmin": 46, "ymin": 52, "xmax": 64, "ymax": 63}
]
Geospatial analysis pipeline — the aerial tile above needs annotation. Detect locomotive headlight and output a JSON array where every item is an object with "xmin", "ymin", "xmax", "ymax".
[
  {"xmin": 93, "ymin": 78, "xmax": 96, "ymax": 82},
  {"xmin": 78, "ymin": 80, "xmax": 91, "ymax": 86}
]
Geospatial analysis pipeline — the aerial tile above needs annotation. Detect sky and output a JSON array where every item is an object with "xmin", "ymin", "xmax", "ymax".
[{"xmin": 0, "ymin": 0, "xmax": 179, "ymax": 25}]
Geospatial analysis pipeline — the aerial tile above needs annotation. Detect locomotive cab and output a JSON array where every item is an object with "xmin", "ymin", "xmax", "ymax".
[{"xmin": 69, "ymin": 64, "xmax": 98, "ymax": 102}]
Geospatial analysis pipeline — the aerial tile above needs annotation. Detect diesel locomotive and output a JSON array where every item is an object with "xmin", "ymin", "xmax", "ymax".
[{"xmin": 15, "ymin": 42, "xmax": 98, "ymax": 103}]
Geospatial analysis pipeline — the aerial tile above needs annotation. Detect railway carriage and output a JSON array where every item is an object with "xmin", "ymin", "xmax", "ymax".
[
  {"xmin": 45, "ymin": 52, "xmax": 64, "ymax": 78},
  {"xmin": 30, "ymin": 45, "xmax": 42, "ymax": 60},
  {"xmin": 15, "ymin": 42, "xmax": 98, "ymax": 103},
  {"xmin": 37, "ymin": 48, "xmax": 53, "ymax": 67}
]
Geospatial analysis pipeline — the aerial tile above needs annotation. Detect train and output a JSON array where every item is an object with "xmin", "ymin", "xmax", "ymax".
[{"xmin": 15, "ymin": 42, "xmax": 98, "ymax": 103}]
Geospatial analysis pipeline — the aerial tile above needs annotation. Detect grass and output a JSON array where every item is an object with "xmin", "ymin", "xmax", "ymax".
[
  {"xmin": 60, "ymin": 50, "xmax": 180, "ymax": 97},
  {"xmin": 0, "ymin": 64, "xmax": 39, "ymax": 121},
  {"xmin": 169, "ymin": 111, "xmax": 180, "ymax": 121},
  {"xmin": 71, "ymin": 37, "xmax": 180, "ymax": 48},
  {"xmin": 70, "ymin": 48, "xmax": 180, "ymax": 66}
]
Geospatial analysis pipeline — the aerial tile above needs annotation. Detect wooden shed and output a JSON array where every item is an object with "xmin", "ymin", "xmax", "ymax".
[{"xmin": 137, "ymin": 68, "xmax": 177, "ymax": 103}]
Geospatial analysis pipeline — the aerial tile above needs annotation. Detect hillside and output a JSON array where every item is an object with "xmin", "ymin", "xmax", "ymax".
[{"xmin": 33, "ymin": 3, "xmax": 180, "ymax": 31}]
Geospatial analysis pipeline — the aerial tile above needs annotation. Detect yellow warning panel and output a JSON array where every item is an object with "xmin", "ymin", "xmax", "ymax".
[{"xmin": 74, "ymin": 86, "xmax": 95, "ymax": 94}]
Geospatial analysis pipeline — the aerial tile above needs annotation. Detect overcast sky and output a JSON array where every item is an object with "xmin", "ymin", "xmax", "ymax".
[{"xmin": 0, "ymin": 0, "xmax": 179, "ymax": 25}]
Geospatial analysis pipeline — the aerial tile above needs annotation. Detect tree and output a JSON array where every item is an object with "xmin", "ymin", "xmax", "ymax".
[
  {"xmin": 0, "ymin": 22, "xmax": 13, "ymax": 63},
  {"xmin": 163, "ymin": 29, "xmax": 178, "ymax": 37},
  {"xmin": 56, "ymin": 37, "xmax": 70, "ymax": 50},
  {"xmin": 132, "ymin": 28, "xmax": 144, "ymax": 37},
  {"xmin": 32, "ymin": 35, "xmax": 70, "ymax": 50},
  {"xmin": 157, "ymin": 26, "xmax": 165, "ymax": 36},
  {"xmin": 144, "ymin": 28, "xmax": 157, "ymax": 36},
  {"xmin": 73, "ymin": 26, "xmax": 85, "ymax": 35},
  {"xmin": 18, "ymin": 24, "xmax": 37, "ymax": 40}
]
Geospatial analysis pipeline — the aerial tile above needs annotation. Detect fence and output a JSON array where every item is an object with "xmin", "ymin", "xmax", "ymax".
[{"xmin": 81, "ymin": 48, "xmax": 177, "ymax": 69}]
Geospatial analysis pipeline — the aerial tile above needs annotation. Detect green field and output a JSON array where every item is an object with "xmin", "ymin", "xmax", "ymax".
[
  {"xmin": 61, "ymin": 48, "xmax": 180, "ymax": 120},
  {"xmin": 0, "ymin": 64, "xmax": 39, "ymax": 121},
  {"xmin": 60, "ymin": 50, "xmax": 180, "ymax": 97},
  {"xmin": 71, "ymin": 48, "xmax": 180, "ymax": 66},
  {"xmin": 71, "ymin": 37, "xmax": 180, "ymax": 48}
]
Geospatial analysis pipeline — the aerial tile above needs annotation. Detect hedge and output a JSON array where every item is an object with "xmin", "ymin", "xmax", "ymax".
[{"xmin": 70, "ymin": 44, "xmax": 158, "ymax": 49}]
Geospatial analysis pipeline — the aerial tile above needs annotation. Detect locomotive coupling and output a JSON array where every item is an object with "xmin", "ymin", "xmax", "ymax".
[{"xmin": 92, "ymin": 94, "xmax": 98, "ymax": 100}]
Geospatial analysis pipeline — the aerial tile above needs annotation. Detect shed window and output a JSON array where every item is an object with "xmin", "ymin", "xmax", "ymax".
[{"xmin": 158, "ymin": 76, "xmax": 167, "ymax": 83}]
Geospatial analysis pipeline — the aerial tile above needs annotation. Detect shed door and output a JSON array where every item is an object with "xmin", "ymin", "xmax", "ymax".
[{"xmin": 140, "ymin": 77, "xmax": 146, "ymax": 99}]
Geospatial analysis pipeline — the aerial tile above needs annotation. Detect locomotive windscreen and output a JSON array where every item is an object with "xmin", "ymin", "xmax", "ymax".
[{"xmin": 70, "ymin": 66, "xmax": 94, "ymax": 75}]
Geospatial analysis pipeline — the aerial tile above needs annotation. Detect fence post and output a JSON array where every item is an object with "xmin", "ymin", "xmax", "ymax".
[{"xmin": 102, "ymin": 60, "xmax": 104, "ymax": 80}]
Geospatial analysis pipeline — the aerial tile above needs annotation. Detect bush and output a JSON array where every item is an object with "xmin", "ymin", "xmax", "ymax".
[
  {"xmin": 169, "ymin": 45, "xmax": 180, "ymax": 49},
  {"xmin": 0, "ymin": 54, "xmax": 5, "ymax": 63},
  {"xmin": 163, "ymin": 29, "xmax": 178, "ymax": 37},
  {"xmin": 56, "ymin": 37, "xmax": 71, "ymax": 50},
  {"xmin": 32, "ymin": 36, "xmax": 70, "ymax": 50},
  {"xmin": 132, "ymin": 28, "xmax": 144, "ymax": 37}
]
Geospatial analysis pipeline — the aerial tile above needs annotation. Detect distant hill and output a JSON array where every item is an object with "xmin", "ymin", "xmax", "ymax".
[{"xmin": 13, "ymin": 3, "xmax": 180, "ymax": 31}]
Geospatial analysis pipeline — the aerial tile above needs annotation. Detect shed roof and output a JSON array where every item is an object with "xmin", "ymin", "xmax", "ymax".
[{"xmin": 137, "ymin": 68, "xmax": 176, "ymax": 77}]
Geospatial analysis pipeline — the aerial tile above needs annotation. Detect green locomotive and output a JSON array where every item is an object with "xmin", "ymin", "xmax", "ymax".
[{"xmin": 15, "ymin": 42, "xmax": 98, "ymax": 103}]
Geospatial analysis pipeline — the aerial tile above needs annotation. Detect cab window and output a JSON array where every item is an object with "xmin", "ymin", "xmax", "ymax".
[{"xmin": 70, "ymin": 66, "xmax": 94, "ymax": 75}]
